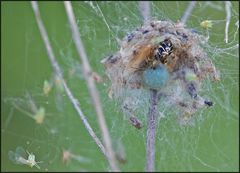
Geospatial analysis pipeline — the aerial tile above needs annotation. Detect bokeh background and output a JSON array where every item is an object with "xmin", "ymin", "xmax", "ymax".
[{"xmin": 1, "ymin": 1, "xmax": 239, "ymax": 171}]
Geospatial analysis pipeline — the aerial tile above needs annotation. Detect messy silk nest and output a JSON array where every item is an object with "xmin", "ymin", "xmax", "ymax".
[{"xmin": 101, "ymin": 20, "xmax": 220, "ymax": 126}]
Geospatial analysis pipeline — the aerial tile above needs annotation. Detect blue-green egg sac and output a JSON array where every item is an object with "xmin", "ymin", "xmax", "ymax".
[{"xmin": 143, "ymin": 64, "xmax": 169, "ymax": 89}]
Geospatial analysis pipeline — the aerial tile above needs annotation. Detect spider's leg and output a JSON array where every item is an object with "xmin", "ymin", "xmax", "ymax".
[
  {"xmin": 186, "ymin": 82, "xmax": 198, "ymax": 99},
  {"xmin": 186, "ymin": 82, "xmax": 213, "ymax": 107}
]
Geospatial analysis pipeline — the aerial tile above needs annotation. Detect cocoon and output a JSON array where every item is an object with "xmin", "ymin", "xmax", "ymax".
[{"xmin": 143, "ymin": 65, "xmax": 169, "ymax": 89}]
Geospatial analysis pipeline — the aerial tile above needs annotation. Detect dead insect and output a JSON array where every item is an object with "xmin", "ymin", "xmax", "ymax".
[{"xmin": 129, "ymin": 116, "xmax": 142, "ymax": 129}]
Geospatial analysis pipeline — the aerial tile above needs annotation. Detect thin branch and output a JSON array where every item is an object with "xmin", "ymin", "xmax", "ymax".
[
  {"xmin": 145, "ymin": 89, "xmax": 158, "ymax": 172},
  {"xmin": 139, "ymin": 2, "xmax": 158, "ymax": 171},
  {"xmin": 63, "ymin": 1, "xmax": 119, "ymax": 171},
  {"xmin": 181, "ymin": 1, "xmax": 196, "ymax": 25},
  {"xmin": 225, "ymin": 1, "xmax": 231, "ymax": 43},
  {"xmin": 31, "ymin": 0, "xmax": 107, "ymax": 159},
  {"xmin": 139, "ymin": 1, "xmax": 151, "ymax": 24}
]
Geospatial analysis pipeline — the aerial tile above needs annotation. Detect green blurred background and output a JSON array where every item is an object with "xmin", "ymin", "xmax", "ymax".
[{"xmin": 1, "ymin": 1, "xmax": 239, "ymax": 172}]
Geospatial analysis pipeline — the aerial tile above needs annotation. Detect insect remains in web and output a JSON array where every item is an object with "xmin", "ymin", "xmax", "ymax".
[
  {"xmin": 62, "ymin": 149, "xmax": 90, "ymax": 165},
  {"xmin": 10, "ymin": 92, "xmax": 46, "ymax": 124},
  {"xmin": 8, "ymin": 146, "xmax": 43, "ymax": 169},
  {"xmin": 101, "ymin": 20, "xmax": 220, "ymax": 125}
]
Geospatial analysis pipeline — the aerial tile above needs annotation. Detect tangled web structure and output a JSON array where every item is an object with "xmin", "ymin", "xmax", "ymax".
[{"xmin": 101, "ymin": 20, "xmax": 219, "ymax": 126}]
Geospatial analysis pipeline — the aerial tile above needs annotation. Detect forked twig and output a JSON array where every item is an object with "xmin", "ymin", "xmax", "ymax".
[
  {"xmin": 181, "ymin": 1, "xmax": 196, "ymax": 25},
  {"xmin": 63, "ymin": 1, "xmax": 119, "ymax": 171},
  {"xmin": 225, "ymin": 1, "xmax": 231, "ymax": 43},
  {"xmin": 31, "ymin": 0, "xmax": 107, "ymax": 160}
]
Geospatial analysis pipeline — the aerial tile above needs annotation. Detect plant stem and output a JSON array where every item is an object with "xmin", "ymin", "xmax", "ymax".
[
  {"xmin": 64, "ymin": 2, "xmax": 119, "ymax": 171},
  {"xmin": 145, "ymin": 89, "xmax": 158, "ymax": 172},
  {"xmin": 225, "ymin": 1, "xmax": 231, "ymax": 43},
  {"xmin": 139, "ymin": 1, "xmax": 151, "ymax": 24},
  {"xmin": 31, "ymin": 0, "xmax": 107, "ymax": 160},
  {"xmin": 181, "ymin": 1, "xmax": 196, "ymax": 25},
  {"xmin": 139, "ymin": 2, "xmax": 158, "ymax": 172}
]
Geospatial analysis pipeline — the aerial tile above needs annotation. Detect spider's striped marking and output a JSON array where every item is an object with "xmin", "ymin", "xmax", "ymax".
[{"xmin": 154, "ymin": 39, "xmax": 173, "ymax": 64}]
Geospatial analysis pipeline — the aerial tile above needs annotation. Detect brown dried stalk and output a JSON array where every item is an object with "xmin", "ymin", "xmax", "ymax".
[
  {"xmin": 63, "ymin": 1, "xmax": 119, "ymax": 171},
  {"xmin": 138, "ymin": 2, "xmax": 157, "ymax": 171},
  {"xmin": 31, "ymin": 0, "xmax": 107, "ymax": 162},
  {"xmin": 145, "ymin": 89, "xmax": 158, "ymax": 172}
]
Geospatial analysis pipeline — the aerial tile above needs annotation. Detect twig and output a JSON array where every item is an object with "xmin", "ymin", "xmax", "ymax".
[
  {"xmin": 145, "ymin": 89, "xmax": 158, "ymax": 172},
  {"xmin": 139, "ymin": 1, "xmax": 151, "ymax": 24},
  {"xmin": 31, "ymin": 0, "xmax": 107, "ymax": 159},
  {"xmin": 225, "ymin": 1, "xmax": 231, "ymax": 43},
  {"xmin": 181, "ymin": 1, "xmax": 196, "ymax": 25},
  {"xmin": 139, "ymin": 2, "xmax": 158, "ymax": 171},
  {"xmin": 63, "ymin": 2, "xmax": 119, "ymax": 171}
]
